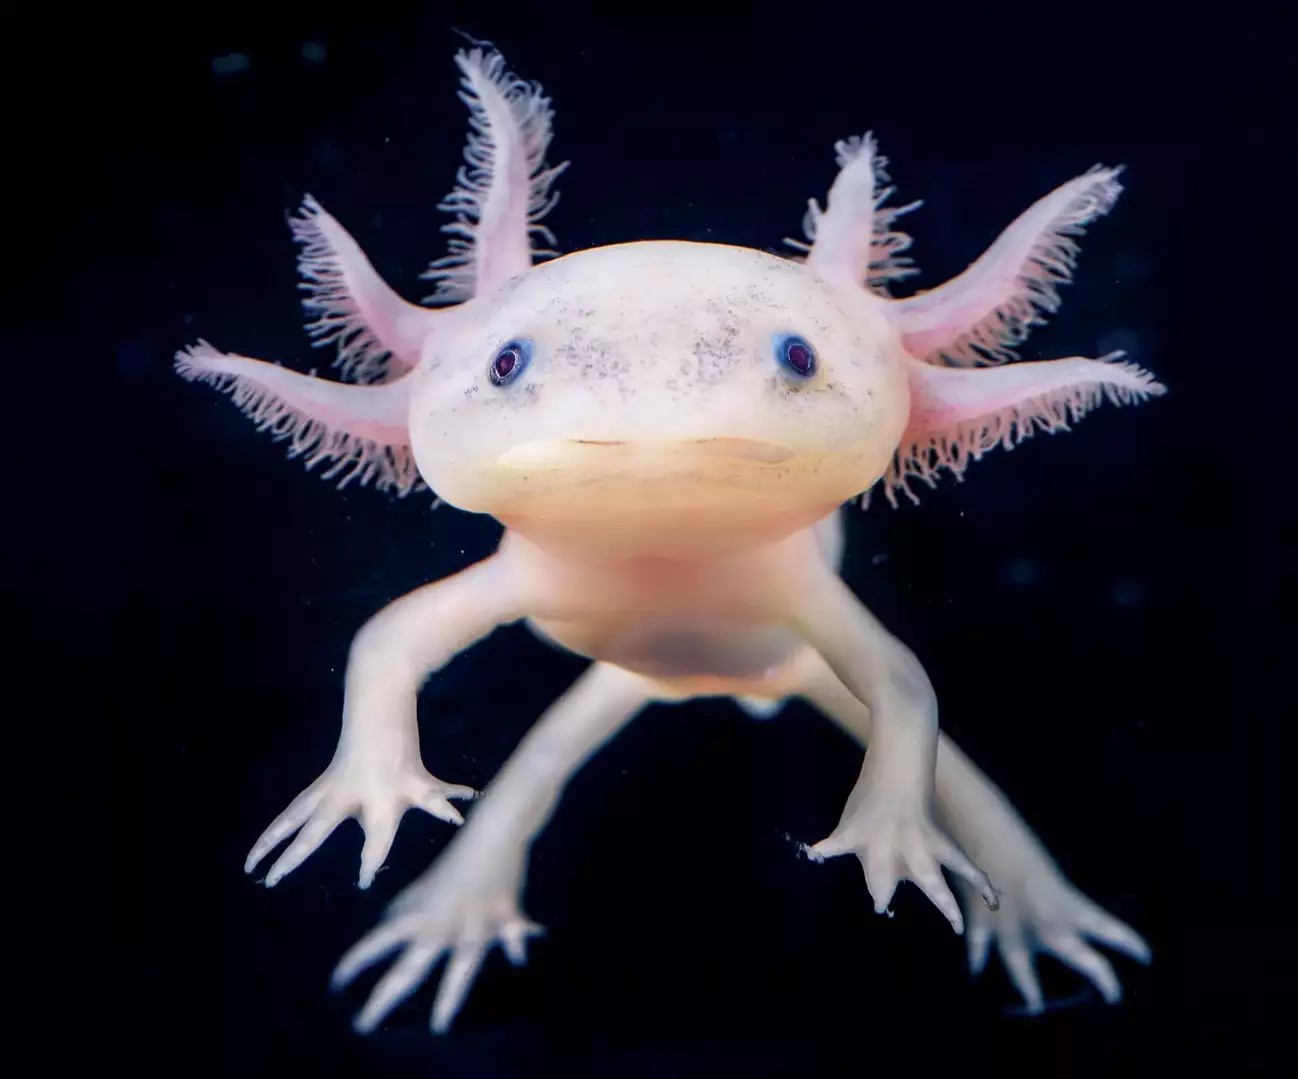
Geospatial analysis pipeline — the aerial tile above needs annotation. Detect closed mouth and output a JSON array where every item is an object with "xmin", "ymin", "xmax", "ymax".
[{"xmin": 498, "ymin": 437, "xmax": 794, "ymax": 468}]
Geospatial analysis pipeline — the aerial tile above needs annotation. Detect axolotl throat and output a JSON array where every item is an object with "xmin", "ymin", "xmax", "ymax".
[{"xmin": 177, "ymin": 46, "xmax": 1160, "ymax": 1033}]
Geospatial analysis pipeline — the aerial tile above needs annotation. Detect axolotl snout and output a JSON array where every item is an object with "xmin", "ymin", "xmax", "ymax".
[{"xmin": 177, "ymin": 46, "xmax": 1160, "ymax": 1033}]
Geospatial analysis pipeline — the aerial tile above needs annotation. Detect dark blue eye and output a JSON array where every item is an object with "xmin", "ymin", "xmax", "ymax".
[
  {"xmin": 774, "ymin": 334, "xmax": 817, "ymax": 378},
  {"xmin": 489, "ymin": 339, "xmax": 531, "ymax": 385}
]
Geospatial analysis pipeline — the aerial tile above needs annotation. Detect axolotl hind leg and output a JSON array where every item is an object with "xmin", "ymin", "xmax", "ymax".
[{"xmin": 333, "ymin": 662, "xmax": 656, "ymax": 1034}]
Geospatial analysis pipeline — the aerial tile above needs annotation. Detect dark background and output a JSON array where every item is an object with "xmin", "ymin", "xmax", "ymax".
[{"xmin": 43, "ymin": 1, "xmax": 1292, "ymax": 1074}]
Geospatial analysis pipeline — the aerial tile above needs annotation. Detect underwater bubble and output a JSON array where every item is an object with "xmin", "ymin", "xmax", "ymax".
[
  {"xmin": 1000, "ymin": 557, "xmax": 1041, "ymax": 588},
  {"xmin": 1098, "ymin": 328, "xmax": 1141, "ymax": 356},
  {"xmin": 1110, "ymin": 579, "xmax": 1147, "ymax": 608},
  {"xmin": 211, "ymin": 52, "xmax": 251, "ymax": 76}
]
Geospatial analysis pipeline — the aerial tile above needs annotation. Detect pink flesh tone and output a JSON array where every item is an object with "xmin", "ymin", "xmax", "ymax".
[
  {"xmin": 176, "ymin": 44, "xmax": 1158, "ymax": 1035},
  {"xmin": 174, "ymin": 343, "xmax": 420, "ymax": 494},
  {"xmin": 883, "ymin": 352, "xmax": 1165, "ymax": 505},
  {"xmin": 421, "ymin": 48, "xmax": 568, "ymax": 303},
  {"xmin": 888, "ymin": 167, "xmax": 1125, "ymax": 366},
  {"xmin": 291, "ymin": 196, "xmax": 438, "ymax": 384}
]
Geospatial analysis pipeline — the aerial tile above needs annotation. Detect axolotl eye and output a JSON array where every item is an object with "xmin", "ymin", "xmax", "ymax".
[
  {"xmin": 774, "ymin": 333, "xmax": 817, "ymax": 379},
  {"xmin": 489, "ymin": 339, "xmax": 532, "ymax": 386}
]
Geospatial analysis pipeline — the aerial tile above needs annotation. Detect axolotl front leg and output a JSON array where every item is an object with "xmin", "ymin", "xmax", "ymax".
[
  {"xmin": 332, "ymin": 662, "xmax": 656, "ymax": 1033},
  {"xmin": 777, "ymin": 539, "xmax": 1000, "ymax": 930},
  {"xmin": 246, "ymin": 554, "xmax": 527, "ymax": 889},
  {"xmin": 796, "ymin": 655, "xmax": 1150, "ymax": 1011}
]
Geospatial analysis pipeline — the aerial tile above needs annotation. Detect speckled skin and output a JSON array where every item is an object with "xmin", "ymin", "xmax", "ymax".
[{"xmin": 176, "ymin": 47, "xmax": 1158, "ymax": 1033}]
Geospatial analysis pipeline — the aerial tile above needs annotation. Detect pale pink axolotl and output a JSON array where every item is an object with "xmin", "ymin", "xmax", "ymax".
[{"xmin": 177, "ymin": 47, "xmax": 1160, "ymax": 1033}]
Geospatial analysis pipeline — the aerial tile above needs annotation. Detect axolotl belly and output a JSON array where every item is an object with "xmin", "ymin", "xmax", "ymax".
[
  {"xmin": 176, "ymin": 45, "xmax": 1160, "ymax": 1033},
  {"xmin": 524, "ymin": 505, "xmax": 852, "ymax": 696},
  {"xmin": 532, "ymin": 608, "xmax": 804, "ymax": 686}
]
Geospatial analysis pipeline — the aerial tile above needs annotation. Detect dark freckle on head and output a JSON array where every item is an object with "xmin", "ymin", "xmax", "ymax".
[
  {"xmin": 820, "ymin": 380, "xmax": 854, "ymax": 401},
  {"xmin": 478, "ymin": 379, "xmax": 542, "ymax": 409},
  {"xmin": 766, "ymin": 372, "xmax": 842, "ymax": 399},
  {"xmin": 765, "ymin": 373, "xmax": 793, "ymax": 395},
  {"xmin": 688, "ymin": 338, "xmax": 741, "ymax": 387},
  {"xmin": 491, "ymin": 275, "xmax": 531, "ymax": 306},
  {"xmin": 685, "ymin": 299, "xmax": 746, "ymax": 386}
]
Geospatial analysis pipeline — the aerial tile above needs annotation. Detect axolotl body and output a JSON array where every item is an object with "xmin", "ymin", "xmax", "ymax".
[{"xmin": 178, "ymin": 47, "xmax": 1160, "ymax": 1033}]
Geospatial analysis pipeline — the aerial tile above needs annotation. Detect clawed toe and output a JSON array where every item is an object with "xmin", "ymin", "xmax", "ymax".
[
  {"xmin": 959, "ymin": 875, "xmax": 1150, "ymax": 1013},
  {"xmin": 333, "ymin": 903, "xmax": 542, "ymax": 1033},
  {"xmin": 806, "ymin": 809, "xmax": 990, "ymax": 934}
]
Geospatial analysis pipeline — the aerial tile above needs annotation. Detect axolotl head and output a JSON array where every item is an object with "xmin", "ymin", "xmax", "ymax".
[
  {"xmin": 176, "ymin": 141, "xmax": 1161, "ymax": 564},
  {"xmin": 409, "ymin": 240, "xmax": 909, "ymax": 557}
]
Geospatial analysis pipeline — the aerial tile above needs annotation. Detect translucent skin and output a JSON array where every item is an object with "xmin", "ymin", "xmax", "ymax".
[{"xmin": 177, "ymin": 46, "xmax": 1159, "ymax": 1033}]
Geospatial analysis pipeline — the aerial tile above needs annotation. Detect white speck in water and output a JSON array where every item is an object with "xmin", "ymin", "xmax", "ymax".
[{"xmin": 302, "ymin": 41, "xmax": 326, "ymax": 64}]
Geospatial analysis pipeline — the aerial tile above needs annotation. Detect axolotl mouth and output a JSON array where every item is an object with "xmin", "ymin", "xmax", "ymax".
[{"xmin": 496, "ymin": 437, "xmax": 795, "ymax": 469}]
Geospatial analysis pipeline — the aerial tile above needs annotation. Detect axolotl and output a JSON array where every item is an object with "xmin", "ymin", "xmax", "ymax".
[{"xmin": 177, "ymin": 46, "xmax": 1161, "ymax": 1033}]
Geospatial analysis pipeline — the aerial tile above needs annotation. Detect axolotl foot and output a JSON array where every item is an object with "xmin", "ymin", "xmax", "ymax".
[
  {"xmin": 245, "ymin": 761, "xmax": 478, "ymax": 889},
  {"xmin": 332, "ymin": 855, "xmax": 542, "ymax": 1033},
  {"xmin": 804, "ymin": 797, "xmax": 998, "ymax": 934},
  {"xmin": 956, "ymin": 861, "xmax": 1150, "ymax": 1014}
]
